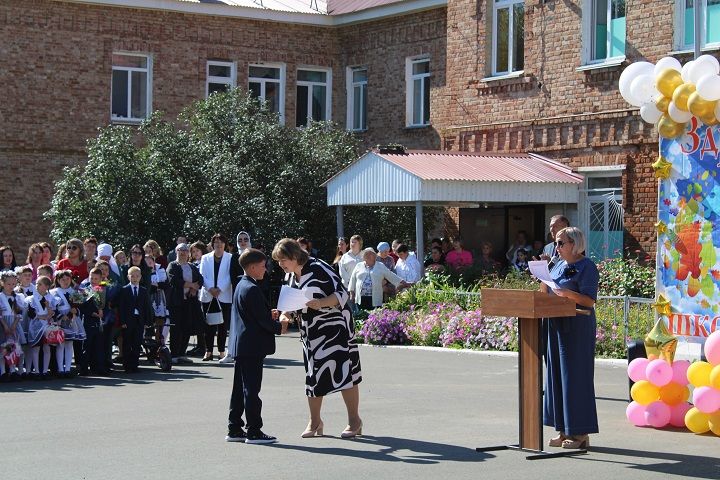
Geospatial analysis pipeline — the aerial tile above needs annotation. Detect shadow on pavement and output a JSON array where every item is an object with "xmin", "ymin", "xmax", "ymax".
[
  {"xmin": 577, "ymin": 446, "xmax": 720, "ymax": 478},
  {"xmin": 264, "ymin": 357, "xmax": 304, "ymax": 369},
  {"xmin": 270, "ymin": 435, "xmax": 493, "ymax": 464}
]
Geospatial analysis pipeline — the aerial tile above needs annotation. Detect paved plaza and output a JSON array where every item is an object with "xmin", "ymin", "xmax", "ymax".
[{"xmin": 4, "ymin": 334, "xmax": 718, "ymax": 479}]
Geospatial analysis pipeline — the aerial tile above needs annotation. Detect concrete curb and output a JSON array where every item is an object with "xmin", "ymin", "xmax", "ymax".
[{"xmin": 358, "ymin": 343, "xmax": 629, "ymax": 367}]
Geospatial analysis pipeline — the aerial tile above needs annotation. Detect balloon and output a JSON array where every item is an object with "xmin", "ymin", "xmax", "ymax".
[
  {"xmin": 709, "ymin": 412, "xmax": 720, "ymax": 435},
  {"xmin": 688, "ymin": 361, "xmax": 713, "ymax": 387},
  {"xmin": 630, "ymin": 74, "xmax": 658, "ymax": 106},
  {"xmin": 688, "ymin": 92, "xmax": 717, "ymax": 118},
  {"xmin": 631, "ymin": 380, "xmax": 660, "ymax": 405},
  {"xmin": 654, "ymin": 57, "xmax": 682, "ymax": 76},
  {"xmin": 620, "ymin": 62, "xmax": 655, "ymax": 106},
  {"xmin": 705, "ymin": 330, "xmax": 720, "ymax": 365},
  {"xmin": 688, "ymin": 59, "xmax": 718, "ymax": 84},
  {"xmin": 659, "ymin": 382, "xmax": 690, "ymax": 406},
  {"xmin": 685, "ymin": 407, "xmax": 710, "ymax": 433},
  {"xmin": 671, "ymin": 360, "xmax": 691, "ymax": 384},
  {"xmin": 711, "ymin": 365, "xmax": 720, "ymax": 389},
  {"xmin": 693, "ymin": 386, "xmax": 720, "ymax": 413},
  {"xmin": 626, "ymin": 401, "xmax": 647, "ymax": 427},
  {"xmin": 628, "ymin": 357, "xmax": 650, "ymax": 382},
  {"xmin": 669, "ymin": 402, "xmax": 692, "ymax": 427},
  {"xmin": 657, "ymin": 115, "xmax": 686, "ymax": 139},
  {"xmin": 681, "ymin": 61, "xmax": 695, "ymax": 83},
  {"xmin": 696, "ymin": 54, "xmax": 720, "ymax": 75},
  {"xmin": 656, "ymin": 69, "xmax": 684, "ymax": 98},
  {"xmin": 696, "ymin": 75, "xmax": 720, "ymax": 101},
  {"xmin": 640, "ymin": 103, "xmax": 663, "ymax": 124},
  {"xmin": 672, "ymin": 83, "xmax": 696, "ymax": 111},
  {"xmin": 668, "ymin": 101, "xmax": 693, "ymax": 123},
  {"xmin": 645, "ymin": 401, "xmax": 671, "ymax": 428},
  {"xmin": 646, "ymin": 358, "xmax": 674, "ymax": 386},
  {"xmin": 655, "ymin": 95, "xmax": 671, "ymax": 113},
  {"xmin": 699, "ymin": 112, "xmax": 720, "ymax": 126},
  {"xmin": 716, "ymin": 101, "xmax": 720, "ymax": 122}
]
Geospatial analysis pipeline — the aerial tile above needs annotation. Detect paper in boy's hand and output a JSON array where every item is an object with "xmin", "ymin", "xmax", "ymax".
[
  {"xmin": 277, "ymin": 286, "xmax": 310, "ymax": 312},
  {"xmin": 528, "ymin": 260, "xmax": 561, "ymax": 290}
]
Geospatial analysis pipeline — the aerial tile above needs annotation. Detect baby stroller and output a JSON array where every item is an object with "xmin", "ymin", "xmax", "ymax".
[{"xmin": 142, "ymin": 318, "xmax": 172, "ymax": 372}]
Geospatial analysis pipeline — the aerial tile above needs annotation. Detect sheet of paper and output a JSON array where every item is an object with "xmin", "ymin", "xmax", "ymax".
[
  {"xmin": 277, "ymin": 285, "xmax": 310, "ymax": 312},
  {"xmin": 528, "ymin": 260, "xmax": 561, "ymax": 290}
]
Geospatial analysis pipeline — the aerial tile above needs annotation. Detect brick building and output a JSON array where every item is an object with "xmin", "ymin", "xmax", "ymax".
[{"xmin": 1, "ymin": 0, "xmax": 717, "ymax": 260}]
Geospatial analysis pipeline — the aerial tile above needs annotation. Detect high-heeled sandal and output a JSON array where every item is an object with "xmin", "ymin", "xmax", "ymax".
[
  {"xmin": 301, "ymin": 420, "xmax": 324, "ymax": 438},
  {"xmin": 202, "ymin": 353, "xmax": 213, "ymax": 362},
  {"xmin": 548, "ymin": 432, "xmax": 568, "ymax": 447},
  {"xmin": 340, "ymin": 421, "xmax": 363, "ymax": 438},
  {"xmin": 561, "ymin": 434, "xmax": 589, "ymax": 449}
]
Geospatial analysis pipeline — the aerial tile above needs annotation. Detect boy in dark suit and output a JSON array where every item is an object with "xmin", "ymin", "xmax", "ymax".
[
  {"xmin": 226, "ymin": 249, "xmax": 288, "ymax": 444},
  {"xmin": 118, "ymin": 266, "xmax": 151, "ymax": 373}
]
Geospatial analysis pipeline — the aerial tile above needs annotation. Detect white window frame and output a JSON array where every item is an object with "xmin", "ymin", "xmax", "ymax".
[
  {"xmin": 249, "ymin": 62, "xmax": 286, "ymax": 124},
  {"xmin": 675, "ymin": 0, "xmax": 720, "ymax": 50},
  {"xmin": 346, "ymin": 66, "xmax": 368, "ymax": 131},
  {"xmin": 405, "ymin": 56, "xmax": 430, "ymax": 127},
  {"xmin": 578, "ymin": 168, "xmax": 625, "ymax": 261},
  {"xmin": 491, "ymin": 0, "xmax": 524, "ymax": 76},
  {"xmin": 111, "ymin": 52, "xmax": 152, "ymax": 123},
  {"xmin": 296, "ymin": 66, "xmax": 332, "ymax": 127},
  {"xmin": 582, "ymin": 0, "xmax": 626, "ymax": 65},
  {"xmin": 206, "ymin": 60, "xmax": 236, "ymax": 98}
]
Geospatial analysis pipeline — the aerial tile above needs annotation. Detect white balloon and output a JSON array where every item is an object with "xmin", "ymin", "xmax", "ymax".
[
  {"xmin": 696, "ymin": 54, "xmax": 720, "ymax": 74},
  {"xmin": 654, "ymin": 57, "xmax": 682, "ymax": 76},
  {"xmin": 640, "ymin": 103, "xmax": 663, "ymax": 124},
  {"xmin": 669, "ymin": 101, "xmax": 694, "ymax": 123},
  {"xmin": 688, "ymin": 60, "xmax": 717, "ymax": 85},
  {"xmin": 619, "ymin": 62, "xmax": 654, "ymax": 105},
  {"xmin": 682, "ymin": 61, "xmax": 695, "ymax": 82},
  {"xmin": 630, "ymin": 74, "xmax": 659, "ymax": 106},
  {"xmin": 696, "ymin": 75, "xmax": 720, "ymax": 101}
]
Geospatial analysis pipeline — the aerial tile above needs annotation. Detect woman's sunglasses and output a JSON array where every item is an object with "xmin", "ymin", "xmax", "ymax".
[
  {"xmin": 67, "ymin": 245, "xmax": 79, "ymax": 250},
  {"xmin": 555, "ymin": 240, "xmax": 572, "ymax": 247}
]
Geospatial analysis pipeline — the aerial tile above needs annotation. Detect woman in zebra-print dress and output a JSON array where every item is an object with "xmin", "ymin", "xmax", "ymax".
[{"xmin": 273, "ymin": 238, "xmax": 363, "ymax": 439}]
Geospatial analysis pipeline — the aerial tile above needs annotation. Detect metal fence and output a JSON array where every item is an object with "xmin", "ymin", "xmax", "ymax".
[{"xmin": 595, "ymin": 295, "xmax": 656, "ymax": 342}]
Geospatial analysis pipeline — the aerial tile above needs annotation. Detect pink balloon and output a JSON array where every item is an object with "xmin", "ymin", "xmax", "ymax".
[
  {"xmin": 628, "ymin": 358, "xmax": 649, "ymax": 382},
  {"xmin": 626, "ymin": 401, "xmax": 647, "ymax": 427},
  {"xmin": 671, "ymin": 360, "xmax": 691, "ymax": 385},
  {"xmin": 669, "ymin": 402, "xmax": 692, "ymax": 427},
  {"xmin": 693, "ymin": 386, "xmax": 720, "ymax": 414},
  {"xmin": 645, "ymin": 401, "xmax": 672, "ymax": 428},
  {"xmin": 646, "ymin": 359, "xmax": 673, "ymax": 387},
  {"xmin": 706, "ymin": 331, "xmax": 720, "ymax": 366}
]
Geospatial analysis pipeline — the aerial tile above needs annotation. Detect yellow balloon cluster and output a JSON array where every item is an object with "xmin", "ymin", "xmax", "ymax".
[{"xmin": 685, "ymin": 331, "xmax": 720, "ymax": 436}]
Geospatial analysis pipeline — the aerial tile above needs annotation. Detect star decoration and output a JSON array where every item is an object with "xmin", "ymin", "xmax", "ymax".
[
  {"xmin": 655, "ymin": 220, "xmax": 667, "ymax": 235},
  {"xmin": 653, "ymin": 293, "xmax": 672, "ymax": 316},
  {"xmin": 652, "ymin": 156, "xmax": 672, "ymax": 179}
]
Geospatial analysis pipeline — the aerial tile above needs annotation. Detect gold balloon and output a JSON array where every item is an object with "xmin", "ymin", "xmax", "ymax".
[
  {"xmin": 656, "ymin": 69, "xmax": 684, "ymax": 98},
  {"xmin": 655, "ymin": 220, "xmax": 668, "ymax": 235},
  {"xmin": 645, "ymin": 317, "xmax": 678, "ymax": 363},
  {"xmin": 699, "ymin": 111, "xmax": 720, "ymax": 126},
  {"xmin": 652, "ymin": 294, "xmax": 672, "ymax": 316},
  {"xmin": 672, "ymin": 83, "xmax": 696, "ymax": 111},
  {"xmin": 652, "ymin": 156, "xmax": 673, "ymax": 179},
  {"xmin": 657, "ymin": 115, "xmax": 686, "ymax": 139},
  {"xmin": 656, "ymin": 96, "xmax": 671, "ymax": 114},
  {"xmin": 688, "ymin": 92, "xmax": 716, "ymax": 118}
]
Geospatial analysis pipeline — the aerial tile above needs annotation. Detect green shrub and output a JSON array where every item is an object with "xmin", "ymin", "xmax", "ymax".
[{"xmin": 597, "ymin": 257, "xmax": 655, "ymax": 298}]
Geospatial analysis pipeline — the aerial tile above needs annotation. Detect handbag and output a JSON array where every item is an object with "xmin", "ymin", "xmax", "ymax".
[
  {"xmin": 204, "ymin": 298, "xmax": 224, "ymax": 326},
  {"xmin": 45, "ymin": 326, "xmax": 65, "ymax": 345}
]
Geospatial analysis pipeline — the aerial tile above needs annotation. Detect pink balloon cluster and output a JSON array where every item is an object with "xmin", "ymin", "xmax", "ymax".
[
  {"xmin": 626, "ymin": 357, "xmax": 691, "ymax": 428},
  {"xmin": 684, "ymin": 331, "xmax": 720, "ymax": 436}
]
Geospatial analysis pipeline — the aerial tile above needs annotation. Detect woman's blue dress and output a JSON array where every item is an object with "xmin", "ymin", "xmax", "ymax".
[{"xmin": 543, "ymin": 256, "xmax": 599, "ymax": 436}]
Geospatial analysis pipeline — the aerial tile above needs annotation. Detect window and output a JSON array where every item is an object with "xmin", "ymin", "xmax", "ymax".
[
  {"xmin": 111, "ymin": 53, "xmax": 151, "ymax": 122},
  {"xmin": 296, "ymin": 68, "xmax": 331, "ymax": 127},
  {"xmin": 206, "ymin": 61, "xmax": 236, "ymax": 97},
  {"xmin": 492, "ymin": 0, "xmax": 524, "ymax": 75},
  {"xmin": 678, "ymin": 0, "xmax": 720, "ymax": 49},
  {"xmin": 582, "ymin": 172, "xmax": 624, "ymax": 261},
  {"xmin": 405, "ymin": 57, "xmax": 430, "ymax": 127},
  {"xmin": 249, "ymin": 63, "xmax": 285, "ymax": 123},
  {"xmin": 583, "ymin": 0, "xmax": 626, "ymax": 63},
  {"xmin": 346, "ymin": 67, "xmax": 367, "ymax": 131}
]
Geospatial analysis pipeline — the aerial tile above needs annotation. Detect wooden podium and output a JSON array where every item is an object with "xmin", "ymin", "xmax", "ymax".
[{"xmin": 475, "ymin": 289, "xmax": 588, "ymax": 460}]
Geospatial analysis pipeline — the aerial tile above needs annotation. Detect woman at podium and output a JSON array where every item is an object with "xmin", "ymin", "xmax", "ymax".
[{"xmin": 539, "ymin": 227, "xmax": 599, "ymax": 450}]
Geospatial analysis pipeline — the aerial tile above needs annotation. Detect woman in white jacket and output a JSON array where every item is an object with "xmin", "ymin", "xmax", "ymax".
[
  {"xmin": 348, "ymin": 249, "xmax": 407, "ymax": 309},
  {"xmin": 338, "ymin": 235, "xmax": 364, "ymax": 290}
]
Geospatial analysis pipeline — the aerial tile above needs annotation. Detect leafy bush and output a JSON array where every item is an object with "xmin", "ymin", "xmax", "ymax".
[{"xmin": 597, "ymin": 257, "xmax": 655, "ymax": 298}]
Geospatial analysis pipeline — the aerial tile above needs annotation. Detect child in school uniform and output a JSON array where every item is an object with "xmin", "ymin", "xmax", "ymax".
[
  {"xmin": 15, "ymin": 266, "xmax": 35, "ymax": 297},
  {"xmin": 512, "ymin": 248, "xmax": 530, "ymax": 273},
  {"xmin": 146, "ymin": 255, "xmax": 169, "ymax": 340},
  {"xmin": 78, "ymin": 268, "xmax": 110, "ymax": 375},
  {"xmin": 118, "ymin": 266, "xmax": 152, "ymax": 373},
  {"xmin": 26, "ymin": 276, "xmax": 56, "ymax": 379},
  {"xmin": 51, "ymin": 270, "xmax": 84, "ymax": 377},
  {"xmin": 0, "ymin": 271, "xmax": 26, "ymax": 380}
]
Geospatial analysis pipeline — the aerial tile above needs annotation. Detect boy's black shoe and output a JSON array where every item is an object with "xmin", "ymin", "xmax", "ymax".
[
  {"xmin": 245, "ymin": 430, "xmax": 277, "ymax": 444},
  {"xmin": 225, "ymin": 429, "xmax": 247, "ymax": 443}
]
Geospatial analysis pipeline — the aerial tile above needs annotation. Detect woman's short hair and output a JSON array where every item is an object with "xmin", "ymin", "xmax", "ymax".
[
  {"xmin": 210, "ymin": 234, "xmax": 228, "ymax": 249},
  {"xmin": 39, "ymin": 242, "xmax": 53, "ymax": 256},
  {"xmin": 361, "ymin": 248, "xmax": 377, "ymax": 260},
  {"xmin": 272, "ymin": 238, "xmax": 309, "ymax": 265},
  {"xmin": 350, "ymin": 234, "xmax": 363, "ymax": 248},
  {"xmin": 84, "ymin": 236, "xmax": 98, "ymax": 247},
  {"xmin": 66, "ymin": 238, "xmax": 84, "ymax": 256},
  {"xmin": 395, "ymin": 244, "xmax": 409, "ymax": 254},
  {"xmin": 144, "ymin": 240, "xmax": 163, "ymax": 256},
  {"xmin": 190, "ymin": 241, "xmax": 207, "ymax": 254},
  {"xmin": 557, "ymin": 227, "xmax": 586, "ymax": 256}
]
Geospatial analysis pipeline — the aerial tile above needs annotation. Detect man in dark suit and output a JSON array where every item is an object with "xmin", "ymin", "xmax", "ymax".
[
  {"xmin": 226, "ymin": 249, "xmax": 288, "ymax": 444},
  {"xmin": 118, "ymin": 266, "xmax": 152, "ymax": 373}
]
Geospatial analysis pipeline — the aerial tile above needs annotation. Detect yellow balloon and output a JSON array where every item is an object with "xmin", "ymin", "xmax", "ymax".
[
  {"xmin": 672, "ymin": 83, "xmax": 696, "ymax": 111},
  {"xmin": 687, "ymin": 361, "xmax": 713, "ymax": 387},
  {"xmin": 699, "ymin": 111, "xmax": 720, "ymax": 126},
  {"xmin": 656, "ymin": 96, "xmax": 671, "ymax": 114},
  {"xmin": 659, "ymin": 382, "xmax": 690, "ymax": 406},
  {"xmin": 657, "ymin": 115, "xmax": 686, "ymax": 139},
  {"xmin": 710, "ymin": 364, "xmax": 720, "ymax": 389},
  {"xmin": 709, "ymin": 412, "xmax": 720, "ymax": 436},
  {"xmin": 656, "ymin": 69, "xmax": 684, "ymax": 98},
  {"xmin": 630, "ymin": 380, "xmax": 660, "ymax": 405},
  {"xmin": 688, "ymin": 92, "xmax": 717, "ymax": 118},
  {"xmin": 685, "ymin": 407, "xmax": 711, "ymax": 434}
]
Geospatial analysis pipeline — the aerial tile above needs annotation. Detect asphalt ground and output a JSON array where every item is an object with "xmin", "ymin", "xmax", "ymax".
[{"xmin": 3, "ymin": 333, "xmax": 719, "ymax": 479}]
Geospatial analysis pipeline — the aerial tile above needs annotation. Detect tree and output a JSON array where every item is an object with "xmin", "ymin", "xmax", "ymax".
[{"xmin": 45, "ymin": 89, "xmax": 436, "ymax": 257}]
